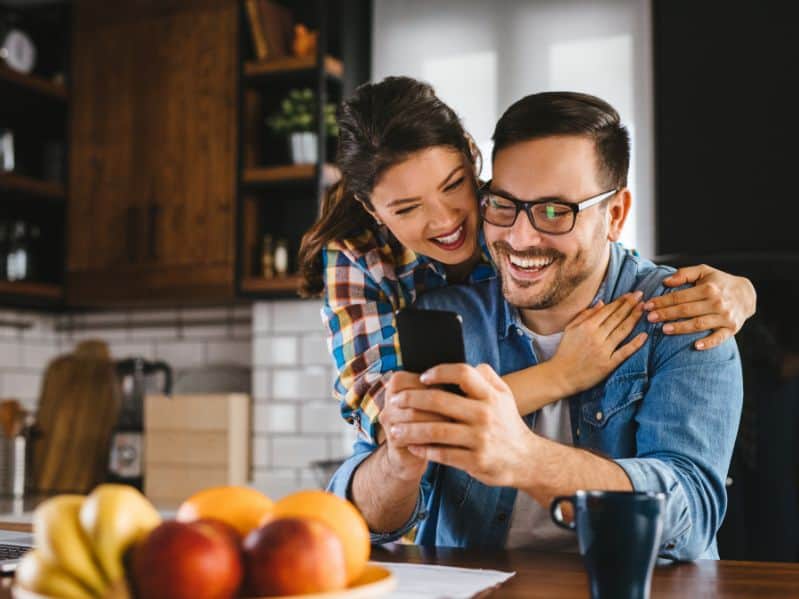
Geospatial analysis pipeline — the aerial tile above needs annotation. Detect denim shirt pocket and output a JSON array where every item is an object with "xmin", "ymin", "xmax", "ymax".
[
  {"xmin": 580, "ymin": 371, "xmax": 648, "ymax": 431},
  {"xmin": 445, "ymin": 467, "xmax": 474, "ymax": 508}
]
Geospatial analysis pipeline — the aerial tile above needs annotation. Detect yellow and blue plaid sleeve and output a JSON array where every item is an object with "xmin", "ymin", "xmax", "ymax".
[{"xmin": 321, "ymin": 244, "xmax": 405, "ymax": 443}]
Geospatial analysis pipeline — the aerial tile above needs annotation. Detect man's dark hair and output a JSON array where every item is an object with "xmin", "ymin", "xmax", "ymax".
[{"xmin": 492, "ymin": 91, "xmax": 630, "ymax": 189}]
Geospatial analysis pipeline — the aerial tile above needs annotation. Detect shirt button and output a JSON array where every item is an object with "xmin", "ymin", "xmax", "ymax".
[
  {"xmin": 595, "ymin": 411, "xmax": 603, "ymax": 421},
  {"xmin": 496, "ymin": 512, "xmax": 508, "ymax": 522},
  {"xmin": 575, "ymin": 428, "xmax": 581, "ymax": 438},
  {"xmin": 516, "ymin": 328, "xmax": 523, "ymax": 335}
]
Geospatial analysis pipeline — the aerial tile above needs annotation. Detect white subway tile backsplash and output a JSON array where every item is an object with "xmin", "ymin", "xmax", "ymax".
[
  {"xmin": 253, "ymin": 303, "xmax": 272, "ymax": 333},
  {"xmin": 271, "ymin": 300, "xmax": 323, "ymax": 333},
  {"xmin": 251, "ymin": 468, "xmax": 299, "ymax": 500},
  {"xmin": 253, "ymin": 336, "xmax": 298, "ymax": 367},
  {"xmin": 253, "ymin": 403, "xmax": 297, "ymax": 433},
  {"xmin": 131, "ymin": 325, "xmax": 179, "ymax": 341},
  {"xmin": 272, "ymin": 367, "xmax": 328, "ymax": 401},
  {"xmin": 155, "ymin": 341, "xmax": 205, "ymax": 369},
  {"xmin": 253, "ymin": 369, "xmax": 271, "ymax": 401},
  {"xmin": 206, "ymin": 340, "xmax": 252, "ymax": 366},
  {"xmin": 0, "ymin": 341, "xmax": 20, "ymax": 368},
  {"xmin": 180, "ymin": 307, "xmax": 230, "ymax": 322},
  {"xmin": 129, "ymin": 309, "xmax": 177, "ymax": 324},
  {"xmin": 271, "ymin": 435, "xmax": 328, "ymax": 468},
  {"xmin": 300, "ymin": 401, "xmax": 347, "ymax": 434},
  {"xmin": 300, "ymin": 334, "xmax": 331, "ymax": 366},
  {"xmin": 21, "ymin": 343, "xmax": 61, "ymax": 370},
  {"xmin": 252, "ymin": 435, "xmax": 271, "ymax": 468},
  {"xmin": 108, "ymin": 342, "xmax": 156, "ymax": 360},
  {"xmin": 182, "ymin": 325, "xmax": 230, "ymax": 340},
  {"xmin": 3, "ymin": 372, "xmax": 42, "ymax": 401}
]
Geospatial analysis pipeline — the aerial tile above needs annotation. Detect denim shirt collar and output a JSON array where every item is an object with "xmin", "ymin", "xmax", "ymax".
[{"xmin": 497, "ymin": 242, "xmax": 625, "ymax": 339}]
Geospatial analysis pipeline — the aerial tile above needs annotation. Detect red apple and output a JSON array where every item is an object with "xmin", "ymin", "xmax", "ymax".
[
  {"xmin": 243, "ymin": 517, "xmax": 347, "ymax": 596},
  {"xmin": 131, "ymin": 520, "xmax": 243, "ymax": 599}
]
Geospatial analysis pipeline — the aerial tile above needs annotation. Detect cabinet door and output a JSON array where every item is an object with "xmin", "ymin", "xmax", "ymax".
[{"xmin": 68, "ymin": 0, "xmax": 238, "ymax": 305}]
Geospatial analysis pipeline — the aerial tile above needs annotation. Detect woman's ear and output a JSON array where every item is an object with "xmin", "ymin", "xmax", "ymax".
[
  {"xmin": 356, "ymin": 195, "xmax": 383, "ymax": 226},
  {"xmin": 607, "ymin": 188, "xmax": 632, "ymax": 241}
]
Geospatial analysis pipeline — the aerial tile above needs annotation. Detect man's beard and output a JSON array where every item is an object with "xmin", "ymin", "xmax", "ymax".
[{"xmin": 491, "ymin": 227, "xmax": 604, "ymax": 310}]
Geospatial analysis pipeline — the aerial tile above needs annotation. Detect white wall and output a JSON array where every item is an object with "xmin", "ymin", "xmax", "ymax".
[{"xmin": 372, "ymin": 0, "xmax": 655, "ymax": 258}]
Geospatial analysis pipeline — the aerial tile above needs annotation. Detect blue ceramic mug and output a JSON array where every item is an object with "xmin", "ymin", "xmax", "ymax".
[{"xmin": 551, "ymin": 490, "xmax": 665, "ymax": 599}]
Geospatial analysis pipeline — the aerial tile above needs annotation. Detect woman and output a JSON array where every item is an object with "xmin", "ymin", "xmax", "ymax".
[{"xmin": 299, "ymin": 76, "xmax": 756, "ymax": 443}]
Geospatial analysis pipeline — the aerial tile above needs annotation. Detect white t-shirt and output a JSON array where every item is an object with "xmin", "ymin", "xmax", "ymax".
[{"xmin": 504, "ymin": 325, "xmax": 577, "ymax": 551}]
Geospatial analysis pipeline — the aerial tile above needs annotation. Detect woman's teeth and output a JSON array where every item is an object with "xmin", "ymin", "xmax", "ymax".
[
  {"xmin": 433, "ymin": 225, "xmax": 463, "ymax": 245},
  {"xmin": 508, "ymin": 255, "xmax": 555, "ymax": 270}
]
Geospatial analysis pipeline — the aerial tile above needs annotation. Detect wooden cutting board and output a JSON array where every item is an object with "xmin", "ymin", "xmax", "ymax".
[{"xmin": 31, "ymin": 340, "xmax": 121, "ymax": 493}]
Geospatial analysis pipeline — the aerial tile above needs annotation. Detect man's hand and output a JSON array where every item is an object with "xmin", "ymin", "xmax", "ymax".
[
  {"xmin": 649, "ymin": 264, "xmax": 757, "ymax": 350},
  {"xmin": 389, "ymin": 364, "xmax": 534, "ymax": 489},
  {"xmin": 380, "ymin": 371, "xmax": 449, "ymax": 482}
]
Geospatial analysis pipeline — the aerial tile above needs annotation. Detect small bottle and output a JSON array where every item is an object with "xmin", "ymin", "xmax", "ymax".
[
  {"xmin": 6, "ymin": 221, "xmax": 29, "ymax": 281},
  {"xmin": 261, "ymin": 234, "xmax": 274, "ymax": 278},
  {"xmin": 274, "ymin": 238, "xmax": 289, "ymax": 277}
]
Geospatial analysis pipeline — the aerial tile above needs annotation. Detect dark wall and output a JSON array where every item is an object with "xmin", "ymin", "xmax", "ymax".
[{"xmin": 653, "ymin": 1, "xmax": 797, "ymax": 257}]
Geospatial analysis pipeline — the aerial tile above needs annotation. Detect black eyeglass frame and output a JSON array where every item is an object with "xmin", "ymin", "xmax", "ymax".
[{"xmin": 479, "ymin": 181, "xmax": 619, "ymax": 234}]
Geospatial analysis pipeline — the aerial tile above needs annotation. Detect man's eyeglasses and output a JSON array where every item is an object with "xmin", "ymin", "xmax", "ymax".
[{"xmin": 479, "ymin": 182, "xmax": 618, "ymax": 235}]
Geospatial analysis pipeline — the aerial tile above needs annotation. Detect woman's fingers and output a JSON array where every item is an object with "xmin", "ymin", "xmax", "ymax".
[
  {"xmin": 644, "ymin": 286, "xmax": 708, "ymax": 313},
  {"xmin": 606, "ymin": 302, "xmax": 645, "ymax": 346},
  {"xmin": 694, "ymin": 329, "xmax": 733, "ymax": 351},
  {"xmin": 662, "ymin": 264, "xmax": 711, "ymax": 287},
  {"xmin": 610, "ymin": 332, "xmax": 648, "ymax": 366},
  {"xmin": 647, "ymin": 299, "xmax": 718, "ymax": 324},
  {"xmin": 660, "ymin": 314, "xmax": 728, "ymax": 336},
  {"xmin": 565, "ymin": 300, "xmax": 604, "ymax": 330},
  {"xmin": 597, "ymin": 292, "xmax": 643, "ymax": 336}
]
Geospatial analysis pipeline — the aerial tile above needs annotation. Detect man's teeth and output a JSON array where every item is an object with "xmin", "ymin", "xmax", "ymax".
[
  {"xmin": 433, "ymin": 226, "xmax": 463, "ymax": 244},
  {"xmin": 508, "ymin": 255, "xmax": 555, "ymax": 269}
]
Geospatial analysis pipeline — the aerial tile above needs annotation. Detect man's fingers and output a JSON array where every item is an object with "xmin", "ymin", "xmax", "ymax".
[
  {"xmin": 663, "ymin": 264, "xmax": 710, "ymax": 287},
  {"xmin": 390, "ymin": 421, "xmax": 475, "ymax": 448},
  {"xmin": 421, "ymin": 363, "xmax": 497, "ymax": 400},
  {"xmin": 610, "ymin": 332, "xmax": 648, "ymax": 366},
  {"xmin": 695, "ymin": 329, "xmax": 732, "ymax": 350},
  {"xmin": 475, "ymin": 363, "xmax": 507, "ymax": 392},
  {"xmin": 387, "ymin": 406, "xmax": 450, "ymax": 424},
  {"xmin": 407, "ymin": 445, "xmax": 474, "ymax": 470},
  {"xmin": 386, "ymin": 371, "xmax": 424, "ymax": 394},
  {"xmin": 661, "ymin": 314, "xmax": 727, "ymax": 335},
  {"xmin": 389, "ymin": 389, "xmax": 484, "ymax": 423}
]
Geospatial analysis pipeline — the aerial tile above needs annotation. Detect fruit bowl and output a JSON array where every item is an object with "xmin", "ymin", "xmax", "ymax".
[{"xmin": 12, "ymin": 563, "xmax": 396, "ymax": 599}]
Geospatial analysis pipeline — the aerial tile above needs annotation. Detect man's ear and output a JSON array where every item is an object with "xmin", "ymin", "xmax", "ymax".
[{"xmin": 607, "ymin": 188, "xmax": 631, "ymax": 241}]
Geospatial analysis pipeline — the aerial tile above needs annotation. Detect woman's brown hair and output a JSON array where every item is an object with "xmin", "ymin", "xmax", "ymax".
[{"xmin": 298, "ymin": 76, "xmax": 478, "ymax": 297}]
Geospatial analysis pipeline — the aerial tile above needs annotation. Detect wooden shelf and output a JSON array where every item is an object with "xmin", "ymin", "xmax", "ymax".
[
  {"xmin": 241, "ymin": 275, "xmax": 302, "ymax": 295},
  {"xmin": 243, "ymin": 163, "xmax": 340, "ymax": 186},
  {"xmin": 0, "ymin": 172, "xmax": 65, "ymax": 200},
  {"xmin": 0, "ymin": 64, "xmax": 67, "ymax": 101},
  {"xmin": 244, "ymin": 55, "xmax": 343, "ymax": 80},
  {"xmin": 0, "ymin": 281, "xmax": 63, "ymax": 301}
]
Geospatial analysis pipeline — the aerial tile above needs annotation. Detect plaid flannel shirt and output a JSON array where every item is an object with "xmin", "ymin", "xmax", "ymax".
[{"xmin": 321, "ymin": 226, "xmax": 495, "ymax": 442}]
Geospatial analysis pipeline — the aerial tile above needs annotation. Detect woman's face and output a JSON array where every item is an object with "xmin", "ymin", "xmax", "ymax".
[{"xmin": 367, "ymin": 146, "xmax": 480, "ymax": 265}]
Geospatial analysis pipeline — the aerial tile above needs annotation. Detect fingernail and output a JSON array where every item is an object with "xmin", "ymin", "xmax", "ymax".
[
  {"xmin": 644, "ymin": 302, "xmax": 654, "ymax": 311},
  {"xmin": 648, "ymin": 312, "xmax": 659, "ymax": 322},
  {"xmin": 389, "ymin": 394, "xmax": 399, "ymax": 406},
  {"xmin": 390, "ymin": 425, "xmax": 401, "ymax": 437},
  {"xmin": 663, "ymin": 324, "xmax": 674, "ymax": 333},
  {"xmin": 696, "ymin": 341, "xmax": 705, "ymax": 349},
  {"xmin": 420, "ymin": 371, "xmax": 431, "ymax": 384},
  {"xmin": 633, "ymin": 290, "xmax": 643, "ymax": 300}
]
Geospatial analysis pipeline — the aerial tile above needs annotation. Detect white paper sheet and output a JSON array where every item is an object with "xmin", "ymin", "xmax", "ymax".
[{"xmin": 374, "ymin": 561, "xmax": 515, "ymax": 599}]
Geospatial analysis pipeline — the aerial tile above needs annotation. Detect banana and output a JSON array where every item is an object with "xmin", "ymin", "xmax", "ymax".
[
  {"xmin": 33, "ymin": 495, "xmax": 109, "ymax": 596},
  {"xmin": 15, "ymin": 549, "xmax": 94, "ymax": 599},
  {"xmin": 79, "ymin": 483, "xmax": 162, "ymax": 584}
]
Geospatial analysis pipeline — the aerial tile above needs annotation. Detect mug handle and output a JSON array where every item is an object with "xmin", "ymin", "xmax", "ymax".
[{"xmin": 550, "ymin": 495, "xmax": 577, "ymax": 530}]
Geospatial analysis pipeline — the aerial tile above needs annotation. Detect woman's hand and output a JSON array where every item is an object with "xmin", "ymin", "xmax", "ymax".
[
  {"xmin": 547, "ymin": 293, "xmax": 648, "ymax": 396},
  {"xmin": 646, "ymin": 264, "xmax": 757, "ymax": 350}
]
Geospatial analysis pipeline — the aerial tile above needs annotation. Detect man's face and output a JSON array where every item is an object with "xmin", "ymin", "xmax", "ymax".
[{"xmin": 486, "ymin": 135, "xmax": 615, "ymax": 310}]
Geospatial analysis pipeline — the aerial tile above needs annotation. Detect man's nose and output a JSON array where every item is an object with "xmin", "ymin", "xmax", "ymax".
[{"xmin": 506, "ymin": 207, "xmax": 544, "ymax": 247}]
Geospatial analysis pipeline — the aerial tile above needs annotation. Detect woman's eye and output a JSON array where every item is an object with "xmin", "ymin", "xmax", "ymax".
[
  {"xmin": 395, "ymin": 205, "xmax": 419, "ymax": 216},
  {"xmin": 444, "ymin": 177, "xmax": 465, "ymax": 192}
]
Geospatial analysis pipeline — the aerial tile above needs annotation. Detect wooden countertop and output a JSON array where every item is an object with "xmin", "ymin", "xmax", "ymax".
[{"xmin": 3, "ymin": 525, "xmax": 798, "ymax": 597}]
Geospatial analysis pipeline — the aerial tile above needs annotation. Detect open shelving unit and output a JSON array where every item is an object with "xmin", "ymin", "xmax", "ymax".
[
  {"xmin": 235, "ymin": 0, "xmax": 370, "ymax": 299},
  {"xmin": 0, "ymin": 14, "xmax": 69, "ymax": 308}
]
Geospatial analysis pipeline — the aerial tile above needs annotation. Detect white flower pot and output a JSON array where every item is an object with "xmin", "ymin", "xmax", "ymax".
[{"xmin": 289, "ymin": 131, "xmax": 318, "ymax": 164}]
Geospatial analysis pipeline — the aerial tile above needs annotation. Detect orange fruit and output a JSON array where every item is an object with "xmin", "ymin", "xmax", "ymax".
[
  {"xmin": 176, "ymin": 485, "xmax": 273, "ymax": 538},
  {"xmin": 271, "ymin": 490, "xmax": 370, "ymax": 584}
]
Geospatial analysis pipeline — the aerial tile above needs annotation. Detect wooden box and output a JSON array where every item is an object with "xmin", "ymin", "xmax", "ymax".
[{"xmin": 144, "ymin": 394, "xmax": 250, "ymax": 507}]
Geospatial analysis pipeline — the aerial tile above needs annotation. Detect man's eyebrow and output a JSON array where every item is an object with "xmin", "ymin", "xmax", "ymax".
[
  {"xmin": 386, "ymin": 165, "xmax": 465, "ymax": 208},
  {"xmin": 489, "ymin": 184, "xmax": 568, "ymax": 203}
]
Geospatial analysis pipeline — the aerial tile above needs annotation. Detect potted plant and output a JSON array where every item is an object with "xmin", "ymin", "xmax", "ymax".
[{"xmin": 266, "ymin": 88, "xmax": 338, "ymax": 164}]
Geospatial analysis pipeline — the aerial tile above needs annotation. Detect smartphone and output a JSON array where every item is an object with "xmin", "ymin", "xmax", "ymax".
[{"xmin": 396, "ymin": 307, "xmax": 466, "ymax": 394}]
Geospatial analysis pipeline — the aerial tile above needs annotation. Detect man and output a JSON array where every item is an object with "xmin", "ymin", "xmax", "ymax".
[{"xmin": 328, "ymin": 92, "xmax": 742, "ymax": 560}]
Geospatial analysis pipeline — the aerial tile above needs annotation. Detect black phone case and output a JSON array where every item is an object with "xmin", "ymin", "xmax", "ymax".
[{"xmin": 396, "ymin": 307, "xmax": 466, "ymax": 395}]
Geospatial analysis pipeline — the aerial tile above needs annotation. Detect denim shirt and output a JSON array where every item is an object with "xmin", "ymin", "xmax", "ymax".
[{"xmin": 328, "ymin": 242, "xmax": 743, "ymax": 561}]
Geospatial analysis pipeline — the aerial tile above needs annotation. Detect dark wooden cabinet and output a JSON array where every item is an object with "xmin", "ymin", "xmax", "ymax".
[{"xmin": 67, "ymin": 0, "xmax": 239, "ymax": 305}]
